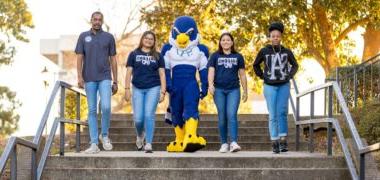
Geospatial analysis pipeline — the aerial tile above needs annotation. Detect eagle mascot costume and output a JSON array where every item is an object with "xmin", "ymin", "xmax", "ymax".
[{"xmin": 161, "ymin": 16, "xmax": 209, "ymax": 152}]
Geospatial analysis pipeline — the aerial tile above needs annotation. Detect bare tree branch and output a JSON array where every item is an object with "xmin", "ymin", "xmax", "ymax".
[
  {"xmin": 334, "ymin": 17, "xmax": 370, "ymax": 44},
  {"xmin": 118, "ymin": 0, "xmax": 156, "ymax": 42}
]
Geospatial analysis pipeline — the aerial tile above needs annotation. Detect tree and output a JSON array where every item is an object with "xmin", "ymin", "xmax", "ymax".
[
  {"xmin": 141, "ymin": 0, "xmax": 254, "ymax": 112},
  {"xmin": 0, "ymin": 0, "xmax": 33, "ymax": 137},
  {"xmin": 361, "ymin": 0, "xmax": 380, "ymax": 60},
  {"xmin": 221, "ymin": 0, "xmax": 380, "ymax": 74},
  {"xmin": 142, "ymin": 0, "xmax": 380, "ymax": 76},
  {"xmin": 64, "ymin": 92, "xmax": 88, "ymax": 133},
  {"xmin": 0, "ymin": 86, "xmax": 20, "ymax": 137}
]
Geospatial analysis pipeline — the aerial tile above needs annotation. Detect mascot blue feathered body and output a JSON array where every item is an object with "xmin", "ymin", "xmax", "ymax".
[{"xmin": 161, "ymin": 16, "xmax": 209, "ymax": 152}]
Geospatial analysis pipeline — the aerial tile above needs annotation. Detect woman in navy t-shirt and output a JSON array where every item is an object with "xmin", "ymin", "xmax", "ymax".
[
  {"xmin": 208, "ymin": 32, "xmax": 248, "ymax": 153},
  {"xmin": 124, "ymin": 31, "xmax": 166, "ymax": 153}
]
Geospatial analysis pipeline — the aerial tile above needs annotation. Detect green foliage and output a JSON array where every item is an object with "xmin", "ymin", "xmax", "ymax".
[
  {"xmin": 64, "ymin": 91, "xmax": 88, "ymax": 133},
  {"xmin": 0, "ymin": 86, "xmax": 21, "ymax": 138},
  {"xmin": 141, "ymin": 0, "xmax": 380, "ymax": 77},
  {"xmin": 352, "ymin": 100, "xmax": 380, "ymax": 145},
  {"xmin": 0, "ymin": 0, "xmax": 33, "ymax": 137},
  {"xmin": 0, "ymin": 0, "xmax": 34, "ymax": 65}
]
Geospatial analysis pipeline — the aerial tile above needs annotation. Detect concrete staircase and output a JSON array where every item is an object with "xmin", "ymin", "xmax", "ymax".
[
  {"xmin": 42, "ymin": 114, "xmax": 350, "ymax": 179},
  {"xmin": 81, "ymin": 114, "xmax": 306, "ymax": 151}
]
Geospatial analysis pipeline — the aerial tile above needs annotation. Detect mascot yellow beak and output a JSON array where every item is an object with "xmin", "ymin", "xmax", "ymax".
[{"xmin": 176, "ymin": 33, "xmax": 190, "ymax": 49}]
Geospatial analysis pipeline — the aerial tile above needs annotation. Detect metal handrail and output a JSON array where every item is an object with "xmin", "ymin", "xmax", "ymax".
[
  {"xmin": 36, "ymin": 118, "xmax": 88, "ymax": 180},
  {"xmin": 329, "ymin": 53, "xmax": 380, "ymax": 108},
  {"xmin": 290, "ymin": 79, "xmax": 380, "ymax": 180},
  {"xmin": 0, "ymin": 81, "xmax": 88, "ymax": 180},
  {"xmin": 335, "ymin": 53, "xmax": 380, "ymax": 80}
]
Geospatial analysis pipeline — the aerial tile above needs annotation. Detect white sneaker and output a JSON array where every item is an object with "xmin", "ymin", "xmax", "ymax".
[
  {"xmin": 144, "ymin": 143, "xmax": 153, "ymax": 153},
  {"xmin": 219, "ymin": 143, "xmax": 229, "ymax": 153},
  {"xmin": 230, "ymin": 142, "xmax": 241, "ymax": 153},
  {"xmin": 99, "ymin": 135, "xmax": 113, "ymax": 151},
  {"xmin": 84, "ymin": 143, "xmax": 100, "ymax": 154},
  {"xmin": 136, "ymin": 134, "xmax": 145, "ymax": 151}
]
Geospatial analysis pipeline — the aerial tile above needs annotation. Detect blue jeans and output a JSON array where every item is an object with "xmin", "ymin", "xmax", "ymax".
[
  {"xmin": 213, "ymin": 88, "xmax": 240, "ymax": 144},
  {"xmin": 132, "ymin": 85, "xmax": 160, "ymax": 144},
  {"xmin": 263, "ymin": 82, "xmax": 290, "ymax": 141},
  {"xmin": 85, "ymin": 80, "xmax": 112, "ymax": 145}
]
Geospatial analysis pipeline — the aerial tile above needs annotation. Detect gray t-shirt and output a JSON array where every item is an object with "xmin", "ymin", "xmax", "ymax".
[{"xmin": 75, "ymin": 29, "xmax": 116, "ymax": 82}]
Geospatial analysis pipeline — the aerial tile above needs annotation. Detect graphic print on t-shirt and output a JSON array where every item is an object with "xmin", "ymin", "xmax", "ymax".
[
  {"xmin": 136, "ymin": 55, "xmax": 156, "ymax": 66},
  {"xmin": 265, "ymin": 53, "xmax": 289, "ymax": 80},
  {"xmin": 217, "ymin": 57, "xmax": 238, "ymax": 69}
]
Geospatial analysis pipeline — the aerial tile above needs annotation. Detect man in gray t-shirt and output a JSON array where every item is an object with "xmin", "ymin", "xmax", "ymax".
[{"xmin": 75, "ymin": 11, "xmax": 118, "ymax": 154}]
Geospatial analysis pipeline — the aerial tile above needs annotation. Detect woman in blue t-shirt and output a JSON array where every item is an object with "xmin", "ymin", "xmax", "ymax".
[
  {"xmin": 208, "ymin": 32, "xmax": 248, "ymax": 153},
  {"xmin": 124, "ymin": 31, "xmax": 166, "ymax": 153}
]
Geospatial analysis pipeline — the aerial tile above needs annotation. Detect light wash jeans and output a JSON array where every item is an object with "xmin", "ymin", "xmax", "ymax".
[
  {"xmin": 85, "ymin": 80, "xmax": 112, "ymax": 145},
  {"xmin": 213, "ymin": 88, "xmax": 241, "ymax": 144},
  {"xmin": 132, "ymin": 85, "xmax": 161, "ymax": 144},
  {"xmin": 263, "ymin": 82, "xmax": 290, "ymax": 141}
]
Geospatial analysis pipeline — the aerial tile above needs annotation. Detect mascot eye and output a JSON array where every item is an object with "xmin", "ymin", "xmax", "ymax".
[{"xmin": 187, "ymin": 30, "xmax": 193, "ymax": 35}]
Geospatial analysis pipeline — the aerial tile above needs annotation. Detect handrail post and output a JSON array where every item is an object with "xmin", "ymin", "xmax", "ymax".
[
  {"xmin": 362, "ymin": 68, "xmax": 366, "ymax": 106},
  {"xmin": 75, "ymin": 92, "xmax": 81, "ymax": 153},
  {"xmin": 309, "ymin": 91, "xmax": 314, "ymax": 153},
  {"xmin": 296, "ymin": 96, "xmax": 300, "ymax": 151},
  {"xmin": 335, "ymin": 67, "xmax": 340, "ymax": 113},
  {"xmin": 354, "ymin": 67, "xmax": 358, "ymax": 108},
  {"xmin": 360, "ymin": 153, "xmax": 365, "ymax": 180},
  {"xmin": 31, "ymin": 149, "xmax": 37, "ymax": 180},
  {"xmin": 370, "ymin": 63, "xmax": 373, "ymax": 98},
  {"xmin": 59, "ymin": 88, "xmax": 65, "ymax": 156},
  {"xmin": 327, "ymin": 86, "xmax": 333, "ymax": 156},
  {"xmin": 10, "ymin": 146, "xmax": 17, "ymax": 180},
  {"xmin": 324, "ymin": 80, "xmax": 327, "ymax": 116}
]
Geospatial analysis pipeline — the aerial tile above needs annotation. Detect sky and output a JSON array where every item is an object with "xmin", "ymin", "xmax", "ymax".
[
  {"xmin": 0, "ymin": 0, "xmax": 151, "ymax": 136},
  {"xmin": 0, "ymin": 0, "xmax": 365, "ymax": 136}
]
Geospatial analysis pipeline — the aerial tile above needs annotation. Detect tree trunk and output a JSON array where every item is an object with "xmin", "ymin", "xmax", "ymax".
[
  {"xmin": 313, "ymin": 0, "xmax": 338, "ymax": 76},
  {"xmin": 362, "ymin": 23, "xmax": 380, "ymax": 61}
]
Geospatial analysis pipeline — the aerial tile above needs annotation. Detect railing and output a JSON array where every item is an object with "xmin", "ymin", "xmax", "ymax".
[
  {"xmin": 1, "ymin": 79, "xmax": 378, "ymax": 180},
  {"xmin": 0, "ymin": 81, "xmax": 88, "ymax": 180},
  {"xmin": 289, "ymin": 79, "xmax": 380, "ymax": 180},
  {"xmin": 328, "ymin": 53, "xmax": 380, "ymax": 108}
]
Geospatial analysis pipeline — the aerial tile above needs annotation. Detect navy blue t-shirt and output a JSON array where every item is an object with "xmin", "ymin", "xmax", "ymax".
[
  {"xmin": 208, "ymin": 52, "xmax": 245, "ymax": 90},
  {"xmin": 126, "ymin": 49, "xmax": 165, "ymax": 89}
]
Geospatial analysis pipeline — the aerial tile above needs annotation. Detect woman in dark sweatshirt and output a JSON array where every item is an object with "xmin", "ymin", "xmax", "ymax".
[{"xmin": 253, "ymin": 22, "xmax": 298, "ymax": 153}]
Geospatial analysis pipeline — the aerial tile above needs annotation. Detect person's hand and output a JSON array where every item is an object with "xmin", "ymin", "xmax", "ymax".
[
  {"xmin": 124, "ymin": 88, "xmax": 131, "ymax": 102},
  {"xmin": 159, "ymin": 91, "xmax": 165, "ymax": 103},
  {"xmin": 112, "ymin": 82, "xmax": 118, "ymax": 95},
  {"xmin": 78, "ymin": 76, "xmax": 84, "ymax": 88},
  {"xmin": 208, "ymin": 85, "xmax": 215, "ymax": 96},
  {"xmin": 242, "ymin": 90, "xmax": 248, "ymax": 103}
]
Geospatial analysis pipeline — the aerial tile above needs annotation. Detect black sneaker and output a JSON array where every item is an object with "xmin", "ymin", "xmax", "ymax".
[
  {"xmin": 272, "ymin": 140, "xmax": 280, "ymax": 154},
  {"xmin": 280, "ymin": 140, "xmax": 288, "ymax": 152}
]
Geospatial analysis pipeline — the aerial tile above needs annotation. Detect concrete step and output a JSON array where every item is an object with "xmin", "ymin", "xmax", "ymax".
[
  {"xmin": 110, "ymin": 114, "xmax": 277, "ymax": 122},
  {"xmin": 42, "ymin": 168, "xmax": 350, "ymax": 180},
  {"xmin": 80, "ymin": 134, "xmax": 298, "ymax": 143},
  {"xmin": 43, "ymin": 152, "xmax": 349, "ymax": 180},
  {"xmin": 46, "ymin": 152, "xmax": 347, "ymax": 169},
  {"xmin": 80, "ymin": 142, "xmax": 309, "ymax": 151},
  {"xmin": 101, "ymin": 119, "xmax": 295, "ymax": 128},
  {"xmin": 83, "ymin": 127, "xmax": 297, "ymax": 135}
]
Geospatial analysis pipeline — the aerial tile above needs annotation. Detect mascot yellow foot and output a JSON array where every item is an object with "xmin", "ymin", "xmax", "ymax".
[
  {"xmin": 167, "ymin": 126, "xmax": 185, "ymax": 152},
  {"xmin": 182, "ymin": 118, "xmax": 207, "ymax": 152}
]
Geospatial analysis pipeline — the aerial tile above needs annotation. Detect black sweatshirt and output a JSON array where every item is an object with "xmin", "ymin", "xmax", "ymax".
[{"xmin": 253, "ymin": 45, "xmax": 298, "ymax": 85}]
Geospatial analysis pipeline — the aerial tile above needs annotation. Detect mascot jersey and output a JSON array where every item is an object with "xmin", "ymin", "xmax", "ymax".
[{"xmin": 161, "ymin": 16, "xmax": 209, "ymax": 152}]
